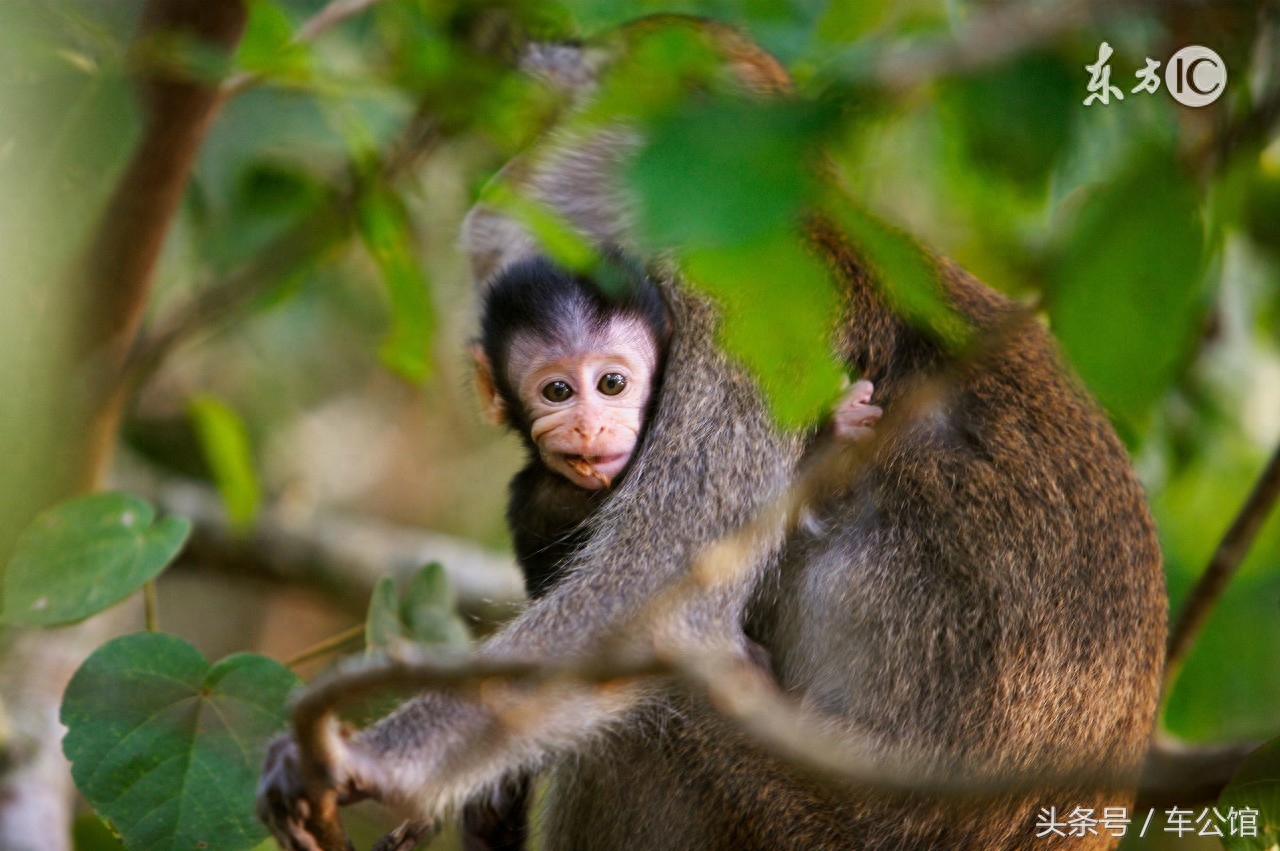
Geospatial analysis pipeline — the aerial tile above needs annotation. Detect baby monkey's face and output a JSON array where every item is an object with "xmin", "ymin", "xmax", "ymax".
[{"xmin": 511, "ymin": 316, "xmax": 658, "ymax": 490}]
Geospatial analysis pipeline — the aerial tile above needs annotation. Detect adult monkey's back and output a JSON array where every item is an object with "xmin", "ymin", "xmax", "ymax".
[{"xmin": 257, "ymin": 17, "xmax": 1165, "ymax": 851}]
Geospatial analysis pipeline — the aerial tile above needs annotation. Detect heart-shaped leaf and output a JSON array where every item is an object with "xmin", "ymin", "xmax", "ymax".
[
  {"xmin": 2, "ymin": 492, "xmax": 190, "ymax": 626},
  {"xmin": 62, "ymin": 632, "xmax": 300, "ymax": 851}
]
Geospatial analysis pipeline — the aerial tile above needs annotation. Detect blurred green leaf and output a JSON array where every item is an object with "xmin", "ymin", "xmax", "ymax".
[
  {"xmin": 1047, "ymin": 142, "xmax": 1207, "ymax": 443},
  {"xmin": 827, "ymin": 194, "xmax": 970, "ymax": 349},
  {"xmin": 480, "ymin": 180, "xmax": 598, "ymax": 272},
  {"xmin": 811, "ymin": 0, "xmax": 888, "ymax": 47},
  {"xmin": 684, "ymin": 233, "xmax": 845, "ymax": 428},
  {"xmin": 356, "ymin": 184, "xmax": 436, "ymax": 382},
  {"xmin": 1158, "ymin": 443, "xmax": 1280, "ymax": 742},
  {"xmin": 73, "ymin": 812, "xmax": 121, "ymax": 851},
  {"xmin": 939, "ymin": 53, "xmax": 1076, "ymax": 189},
  {"xmin": 1242, "ymin": 170, "xmax": 1280, "ymax": 263},
  {"xmin": 366, "ymin": 563, "xmax": 470, "ymax": 651},
  {"xmin": 1219, "ymin": 737, "xmax": 1280, "ymax": 849},
  {"xmin": 401, "ymin": 562, "xmax": 471, "ymax": 647},
  {"xmin": 62, "ymin": 633, "xmax": 299, "ymax": 851},
  {"xmin": 365, "ymin": 576, "xmax": 402, "ymax": 650},
  {"xmin": 189, "ymin": 396, "xmax": 262, "ymax": 532},
  {"xmin": 234, "ymin": 0, "xmax": 312, "ymax": 84},
  {"xmin": 630, "ymin": 97, "xmax": 834, "ymax": 248},
  {"xmin": 583, "ymin": 23, "xmax": 724, "ymax": 124},
  {"xmin": 198, "ymin": 159, "xmax": 329, "ymax": 273},
  {"xmin": 2, "ymin": 493, "xmax": 189, "ymax": 627}
]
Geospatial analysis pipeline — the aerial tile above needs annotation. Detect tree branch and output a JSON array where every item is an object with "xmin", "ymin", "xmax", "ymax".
[
  {"xmin": 127, "ymin": 104, "xmax": 443, "ymax": 384},
  {"xmin": 119, "ymin": 465, "xmax": 525, "ymax": 622},
  {"xmin": 1136, "ymin": 736, "xmax": 1262, "ymax": 810},
  {"xmin": 1165, "ymin": 443, "xmax": 1280, "ymax": 690},
  {"xmin": 81, "ymin": 0, "xmax": 248, "ymax": 371}
]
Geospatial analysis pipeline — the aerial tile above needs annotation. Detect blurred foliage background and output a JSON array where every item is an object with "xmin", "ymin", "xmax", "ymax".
[{"xmin": 1, "ymin": 0, "xmax": 1278, "ymax": 849}]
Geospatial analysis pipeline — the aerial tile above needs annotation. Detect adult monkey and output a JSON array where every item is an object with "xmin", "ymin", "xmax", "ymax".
[{"xmin": 258, "ymin": 16, "xmax": 1165, "ymax": 851}]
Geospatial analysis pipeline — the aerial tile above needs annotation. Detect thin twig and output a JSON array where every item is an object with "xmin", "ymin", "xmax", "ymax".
[
  {"xmin": 1165, "ymin": 443, "xmax": 1280, "ymax": 689},
  {"xmin": 285, "ymin": 624, "xmax": 367, "ymax": 670},
  {"xmin": 126, "ymin": 198, "xmax": 349, "ymax": 382},
  {"xmin": 143, "ymin": 580, "xmax": 159, "ymax": 632}
]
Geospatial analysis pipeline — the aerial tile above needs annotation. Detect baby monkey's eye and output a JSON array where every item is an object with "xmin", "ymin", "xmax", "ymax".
[
  {"xmin": 598, "ymin": 373, "xmax": 627, "ymax": 396},
  {"xmin": 542, "ymin": 380, "xmax": 573, "ymax": 403}
]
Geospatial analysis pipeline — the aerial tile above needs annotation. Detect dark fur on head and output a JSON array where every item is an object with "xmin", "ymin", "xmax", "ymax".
[{"xmin": 478, "ymin": 252, "xmax": 670, "ymax": 430}]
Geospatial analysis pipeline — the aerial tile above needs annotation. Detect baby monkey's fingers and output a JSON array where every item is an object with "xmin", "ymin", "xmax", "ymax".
[{"xmin": 833, "ymin": 379, "xmax": 882, "ymax": 442}]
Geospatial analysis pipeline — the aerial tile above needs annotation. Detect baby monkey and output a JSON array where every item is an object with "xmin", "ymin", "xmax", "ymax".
[
  {"xmin": 472, "ymin": 252, "xmax": 671, "ymax": 601},
  {"xmin": 463, "ymin": 253, "xmax": 881, "ymax": 851},
  {"xmin": 473, "ymin": 253, "xmax": 883, "ymax": 601}
]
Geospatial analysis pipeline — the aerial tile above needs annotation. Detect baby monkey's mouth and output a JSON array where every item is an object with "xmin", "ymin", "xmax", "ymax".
[{"xmin": 563, "ymin": 453, "xmax": 628, "ymax": 487}]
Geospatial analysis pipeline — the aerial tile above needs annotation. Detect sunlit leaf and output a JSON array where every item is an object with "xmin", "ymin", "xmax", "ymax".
[
  {"xmin": 356, "ymin": 184, "xmax": 436, "ymax": 382},
  {"xmin": 234, "ymin": 0, "xmax": 312, "ymax": 84},
  {"xmin": 2, "ymin": 493, "xmax": 189, "ymax": 626},
  {"xmin": 62, "ymin": 633, "xmax": 299, "ymax": 851},
  {"xmin": 189, "ymin": 396, "xmax": 262, "ymax": 532},
  {"xmin": 684, "ymin": 233, "xmax": 845, "ymax": 428},
  {"xmin": 1047, "ymin": 142, "xmax": 1207, "ymax": 443},
  {"xmin": 1219, "ymin": 736, "xmax": 1280, "ymax": 850}
]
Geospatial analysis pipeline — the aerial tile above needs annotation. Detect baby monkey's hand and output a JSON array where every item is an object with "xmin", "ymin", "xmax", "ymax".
[{"xmin": 831, "ymin": 379, "xmax": 882, "ymax": 442}]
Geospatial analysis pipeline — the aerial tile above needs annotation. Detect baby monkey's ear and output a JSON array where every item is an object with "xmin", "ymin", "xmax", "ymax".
[{"xmin": 469, "ymin": 343, "xmax": 507, "ymax": 426}]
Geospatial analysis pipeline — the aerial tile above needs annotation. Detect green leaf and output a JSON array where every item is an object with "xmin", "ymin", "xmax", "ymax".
[
  {"xmin": 364, "ymin": 576, "xmax": 402, "ymax": 650},
  {"xmin": 684, "ymin": 234, "xmax": 845, "ymax": 429},
  {"xmin": 200, "ymin": 160, "xmax": 329, "ymax": 274},
  {"xmin": 1047, "ymin": 142, "xmax": 1207, "ymax": 443},
  {"xmin": 938, "ymin": 53, "xmax": 1076, "ymax": 189},
  {"xmin": 629, "ymin": 98, "xmax": 834, "ymax": 248},
  {"xmin": 479, "ymin": 181, "xmax": 597, "ymax": 273},
  {"xmin": 234, "ymin": 0, "xmax": 312, "ymax": 84},
  {"xmin": 827, "ymin": 195, "xmax": 970, "ymax": 350},
  {"xmin": 2, "ymin": 493, "xmax": 189, "ymax": 627},
  {"xmin": 1241, "ymin": 170, "xmax": 1280, "ymax": 263},
  {"xmin": 189, "ymin": 396, "xmax": 262, "ymax": 532},
  {"xmin": 356, "ymin": 185, "xmax": 436, "ymax": 382},
  {"xmin": 61, "ymin": 633, "xmax": 300, "ymax": 851},
  {"xmin": 1219, "ymin": 736, "xmax": 1280, "ymax": 849},
  {"xmin": 400, "ymin": 562, "xmax": 471, "ymax": 647},
  {"xmin": 366, "ymin": 563, "xmax": 470, "ymax": 652}
]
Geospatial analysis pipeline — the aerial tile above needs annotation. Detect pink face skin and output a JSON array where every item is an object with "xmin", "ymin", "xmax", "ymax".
[{"xmin": 510, "ymin": 316, "xmax": 658, "ymax": 490}]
